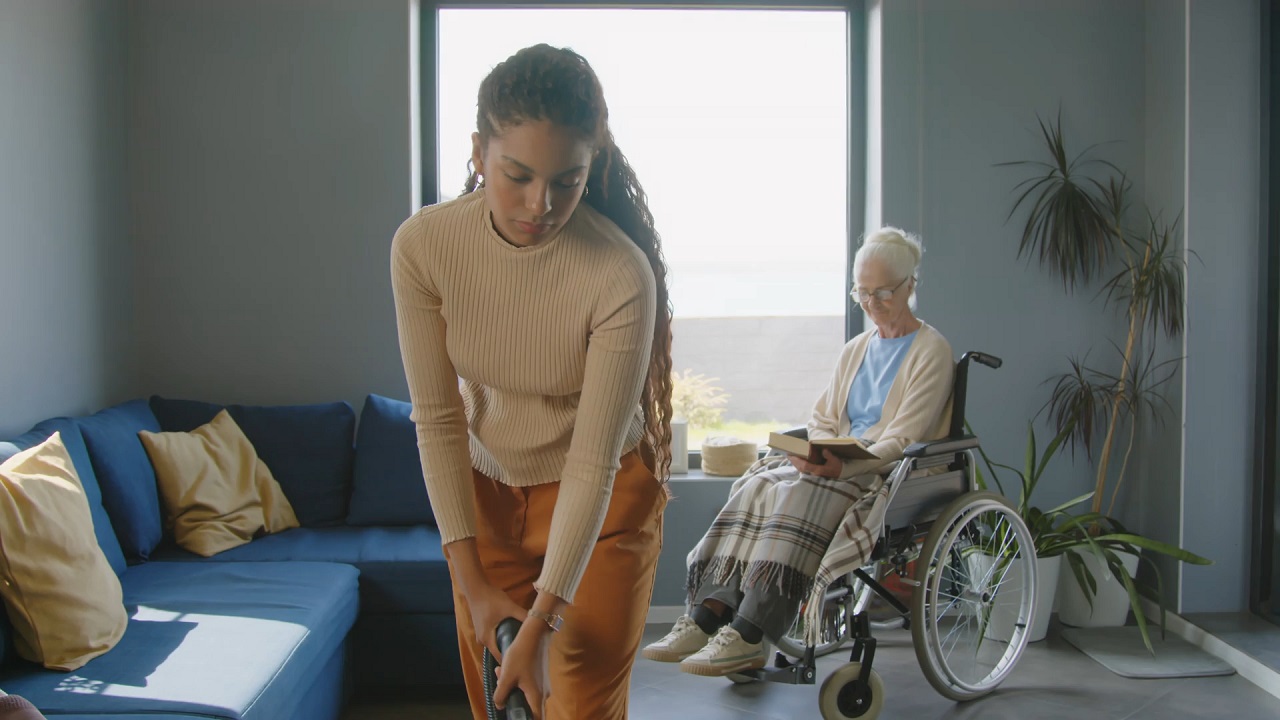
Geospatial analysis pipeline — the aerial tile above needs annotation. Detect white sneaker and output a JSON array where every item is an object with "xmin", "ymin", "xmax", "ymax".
[
  {"xmin": 679, "ymin": 626, "xmax": 767, "ymax": 676},
  {"xmin": 641, "ymin": 615, "xmax": 711, "ymax": 662}
]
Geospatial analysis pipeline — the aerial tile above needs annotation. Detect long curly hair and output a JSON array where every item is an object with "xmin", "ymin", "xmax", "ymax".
[{"xmin": 463, "ymin": 44, "xmax": 674, "ymax": 481}]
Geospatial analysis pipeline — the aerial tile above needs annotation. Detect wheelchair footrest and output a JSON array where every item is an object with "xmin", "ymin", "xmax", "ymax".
[{"xmin": 747, "ymin": 655, "xmax": 817, "ymax": 685}]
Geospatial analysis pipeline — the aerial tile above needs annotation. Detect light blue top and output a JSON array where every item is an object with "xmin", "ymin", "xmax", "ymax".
[{"xmin": 846, "ymin": 329, "xmax": 919, "ymax": 439}]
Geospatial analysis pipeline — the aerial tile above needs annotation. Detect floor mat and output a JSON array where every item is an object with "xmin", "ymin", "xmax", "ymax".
[{"xmin": 1060, "ymin": 626, "xmax": 1236, "ymax": 679}]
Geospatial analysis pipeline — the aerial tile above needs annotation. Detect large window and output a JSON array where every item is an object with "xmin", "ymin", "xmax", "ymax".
[{"xmin": 427, "ymin": 4, "xmax": 861, "ymax": 453}]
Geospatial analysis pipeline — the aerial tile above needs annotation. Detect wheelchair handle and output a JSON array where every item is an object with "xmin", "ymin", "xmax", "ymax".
[
  {"xmin": 483, "ymin": 617, "xmax": 533, "ymax": 720},
  {"xmin": 950, "ymin": 351, "xmax": 1003, "ymax": 439},
  {"xmin": 964, "ymin": 351, "xmax": 1002, "ymax": 369}
]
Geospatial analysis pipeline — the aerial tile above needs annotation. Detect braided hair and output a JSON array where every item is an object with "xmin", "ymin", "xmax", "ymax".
[{"xmin": 463, "ymin": 44, "xmax": 674, "ymax": 481}]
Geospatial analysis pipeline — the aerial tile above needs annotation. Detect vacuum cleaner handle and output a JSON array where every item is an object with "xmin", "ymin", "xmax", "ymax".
[{"xmin": 493, "ymin": 617, "xmax": 532, "ymax": 720}]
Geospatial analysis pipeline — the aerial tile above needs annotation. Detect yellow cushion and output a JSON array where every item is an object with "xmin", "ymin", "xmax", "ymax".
[
  {"xmin": 139, "ymin": 410, "xmax": 298, "ymax": 557},
  {"xmin": 0, "ymin": 432, "xmax": 128, "ymax": 670}
]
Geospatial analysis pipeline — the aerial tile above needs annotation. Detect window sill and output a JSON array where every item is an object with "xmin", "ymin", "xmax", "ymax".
[{"xmin": 667, "ymin": 469, "xmax": 738, "ymax": 482}]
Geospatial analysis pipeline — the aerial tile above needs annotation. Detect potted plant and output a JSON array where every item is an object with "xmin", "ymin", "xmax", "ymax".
[
  {"xmin": 971, "ymin": 420, "xmax": 1092, "ymax": 642},
  {"xmin": 971, "ymin": 418, "xmax": 1209, "ymax": 650},
  {"xmin": 998, "ymin": 112, "xmax": 1211, "ymax": 650},
  {"xmin": 670, "ymin": 369, "xmax": 730, "ymax": 473}
]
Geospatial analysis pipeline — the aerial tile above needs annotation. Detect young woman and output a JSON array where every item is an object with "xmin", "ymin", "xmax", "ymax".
[{"xmin": 392, "ymin": 44, "xmax": 673, "ymax": 719}]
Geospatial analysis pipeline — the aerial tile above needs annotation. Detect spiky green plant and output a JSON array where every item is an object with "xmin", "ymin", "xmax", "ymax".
[{"xmin": 1002, "ymin": 112, "xmax": 1190, "ymax": 520}]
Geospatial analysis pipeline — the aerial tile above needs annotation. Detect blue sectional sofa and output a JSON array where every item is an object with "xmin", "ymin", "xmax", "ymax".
[{"xmin": 0, "ymin": 395, "xmax": 459, "ymax": 719}]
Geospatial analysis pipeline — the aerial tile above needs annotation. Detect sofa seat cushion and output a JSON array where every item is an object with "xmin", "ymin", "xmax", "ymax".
[
  {"xmin": 0, "ymin": 561, "xmax": 358, "ymax": 720},
  {"xmin": 149, "ymin": 525, "xmax": 452, "ymax": 614},
  {"xmin": 42, "ymin": 715, "xmax": 219, "ymax": 719}
]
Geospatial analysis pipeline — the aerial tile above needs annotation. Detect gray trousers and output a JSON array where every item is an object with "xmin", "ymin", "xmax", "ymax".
[{"xmin": 693, "ymin": 573, "xmax": 803, "ymax": 643}]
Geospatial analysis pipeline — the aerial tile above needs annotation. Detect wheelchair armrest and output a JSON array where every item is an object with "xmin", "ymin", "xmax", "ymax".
[
  {"xmin": 779, "ymin": 426, "xmax": 808, "ymax": 440},
  {"xmin": 903, "ymin": 435, "xmax": 980, "ymax": 458}
]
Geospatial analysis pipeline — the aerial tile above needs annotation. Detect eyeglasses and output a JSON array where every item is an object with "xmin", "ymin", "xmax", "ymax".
[{"xmin": 850, "ymin": 276, "xmax": 910, "ymax": 303}]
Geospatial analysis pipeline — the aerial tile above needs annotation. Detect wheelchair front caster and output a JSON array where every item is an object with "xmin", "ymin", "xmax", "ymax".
[{"xmin": 819, "ymin": 662, "xmax": 884, "ymax": 720}]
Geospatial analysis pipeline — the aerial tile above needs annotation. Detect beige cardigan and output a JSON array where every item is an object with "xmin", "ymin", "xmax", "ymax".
[{"xmin": 807, "ymin": 321, "xmax": 954, "ymax": 478}]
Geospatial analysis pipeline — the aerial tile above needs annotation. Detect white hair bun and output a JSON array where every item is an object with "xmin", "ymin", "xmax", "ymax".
[{"xmin": 863, "ymin": 226, "xmax": 923, "ymax": 267}]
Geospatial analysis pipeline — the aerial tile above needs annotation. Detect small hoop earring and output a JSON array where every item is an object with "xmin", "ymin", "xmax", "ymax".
[
  {"xmin": 582, "ymin": 185, "xmax": 590, "ymax": 198},
  {"xmin": 477, "ymin": 174, "xmax": 485, "ymax": 188}
]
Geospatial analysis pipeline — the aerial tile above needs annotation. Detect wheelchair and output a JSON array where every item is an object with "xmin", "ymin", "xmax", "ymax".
[{"xmin": 723, "ymin": 351, "xmax": 1038, "ymax": 720}]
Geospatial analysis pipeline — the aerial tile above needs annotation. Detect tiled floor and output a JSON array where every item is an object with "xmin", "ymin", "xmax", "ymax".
[{"xmin": 345, "ymin": 621, "xmax": 1280, "ymax": 719}]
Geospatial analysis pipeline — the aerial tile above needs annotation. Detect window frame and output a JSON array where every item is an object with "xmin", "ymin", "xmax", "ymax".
[
  {"xmin": 1251, "ymin": 0, "xmax": 1278, "ymax": 625},
  {"xmin": 418, "ymin": 0, "xmax": 868, "ymax": 470}
]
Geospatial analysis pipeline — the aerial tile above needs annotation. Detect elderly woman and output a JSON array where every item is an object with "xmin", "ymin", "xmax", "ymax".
[{"xmin": 642, "ymin": 227, "xmax": 954, "ymax": 677}]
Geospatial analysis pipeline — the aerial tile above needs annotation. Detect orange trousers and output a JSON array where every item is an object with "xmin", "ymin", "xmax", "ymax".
[{"xmin": 450, "ymin": 451, "xmax": 666, "ymax": 720}]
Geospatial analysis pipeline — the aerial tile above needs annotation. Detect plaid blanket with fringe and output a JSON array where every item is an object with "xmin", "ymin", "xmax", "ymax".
[{"xmin": 686, "ymin": 455, "xmax": 892, "ymax": 646}]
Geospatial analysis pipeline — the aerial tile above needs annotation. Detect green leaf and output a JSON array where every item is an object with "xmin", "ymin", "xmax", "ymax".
[
  {"xmin": 1092, "ymin": 533, "xmax": 1212, "ymax": 565},
  {"xmin": 1043, "ymin": 491, "xmax": 1095, "ymax": 516}
]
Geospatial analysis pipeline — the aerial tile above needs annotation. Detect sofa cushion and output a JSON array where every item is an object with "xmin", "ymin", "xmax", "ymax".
[
  {"xmin": 0, "ymin": 433, "xmax": 128, "ymax": 670},
  {"xmin": 347, "ymin": 394, "xmax": 434, "ymax": 527},
  {"xmin": 149, "ymin": 525, "xmax": 453, "ymax": 614},
  {"xmin": 75, "ymin": 399, "xmax": 164, "ymax": 562},
  {"xmin": 0, "ymin": 418, "xmax": 126, "ymax": 576},
  {"xmin": 0, "ymin": 561, "xmax": 359, "ymax": 719},
  {"xmin": 140, "ymin": 411, "xmax": 299, "ymax": 557},
  {"xmin": 149, "ymin": 397, "xmax": 355, "ymax": 527},
  {"xmin": 148, "ymin": 396, "xmax": 223, "ymax": 433},
  {"xmin": 227, "ymin": 402, "xmax": 354, "ymax": 526}
]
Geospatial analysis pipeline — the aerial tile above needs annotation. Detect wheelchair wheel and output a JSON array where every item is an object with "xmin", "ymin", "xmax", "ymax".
[
  {"xmin": 910, "ymin": 491, "xmax": 1036, "ymax": 702},
  {"xmin": 819, "ymin": 662, "xmax": 884, "ymax": 719},
  {"xmin": 775, "ymin": 566, "xmax": 905, "ymax": 660}
]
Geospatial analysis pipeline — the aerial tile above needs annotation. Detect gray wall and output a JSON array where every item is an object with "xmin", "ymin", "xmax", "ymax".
[
  {"xmin": 128, "ymin": 0, "xmax": 414, "ymax": 411},
  {"xmin": 0, "ymin": 0, "xmax": 132, "ymax": 437},
  {"xmin": 877, "ymin": 0, "xmax": 1142, "ymax": 514},
  {"xmin": 1132, "ymin": 0, "xmax": 1188, "ymax": 611},
  {"xmin": 1180, "ymin": 0, "xmax": 1262, "ymax": 613}
]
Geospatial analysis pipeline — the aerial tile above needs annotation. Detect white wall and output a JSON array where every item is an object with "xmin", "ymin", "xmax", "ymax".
[{"xmin": 0, "ymin": 0, "xmax": 132, "ymax": 437}]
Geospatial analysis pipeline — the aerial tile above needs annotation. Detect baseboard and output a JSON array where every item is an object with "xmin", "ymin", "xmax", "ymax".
[
  {"xmin": 1140, "ymin": 599, "xmax": 1280, "ymax": 701},
  {"xmin": 646, "ymin": 605, "xmax": 686, "ymax": 625}
]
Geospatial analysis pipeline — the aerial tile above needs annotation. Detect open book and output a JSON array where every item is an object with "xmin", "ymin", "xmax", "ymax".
[{"xmin": 767, "ymin": 432, "xmax": 879, "ymax": 464}]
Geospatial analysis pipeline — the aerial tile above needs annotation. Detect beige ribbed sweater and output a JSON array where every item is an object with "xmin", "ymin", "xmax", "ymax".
[
  {"xmin": 390, "ymin": 190, "xmax": 656, "ymax": 603},
  {"xmin": 808, "ymin": 321, "xmax": 954, "ymax": 478}
]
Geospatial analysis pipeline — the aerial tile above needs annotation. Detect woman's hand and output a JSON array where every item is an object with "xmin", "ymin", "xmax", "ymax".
[
  {"xmin": 788, "ymin": 449, "xmax": 843, "ymax": 478},
  {"xmin": 493, "ymin": 619, "xmax": 553, "ymax": 720},
  {"xmin": 464, "ymin": 583, "xmax": 529, "ymax": 660},
  {"xmin": 444, "ymin": 539, "xmax": 528, "ymax": 659}
]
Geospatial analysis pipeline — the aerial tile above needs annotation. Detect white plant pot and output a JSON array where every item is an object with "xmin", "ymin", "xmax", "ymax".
[
  {"xmin": 1028, "ymin": 554, "xmax": 1060, "ymax": 642},
  {"xmin": 966, "ymin": 552, "xmax": 1050, "ymax": 643},
  {"xmin": 669, "ymin": 419, "xmax": 689, "ymax": 474},
  {"xmin": 1056, "ymin": 549, "xmax": 1140, "ymax": 628}
]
